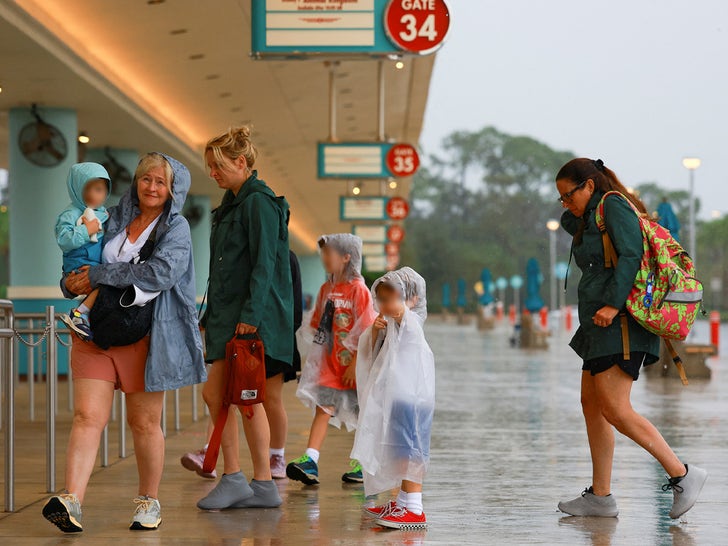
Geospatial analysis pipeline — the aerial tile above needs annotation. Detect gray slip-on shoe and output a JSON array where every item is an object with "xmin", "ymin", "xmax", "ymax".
[
  {"xmin": 558, "ymin": 487, "xmax": 619, "ymax": 518},
  {"xmin": 197, "ymin": 471, "xmax": 255, "ymax": 510},
  {"xmin": 230, "ymin": 480, "xmax": 282, "ymax": 508}
]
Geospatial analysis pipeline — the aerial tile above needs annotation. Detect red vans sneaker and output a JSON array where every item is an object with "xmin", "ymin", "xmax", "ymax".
[{"xmin": 375, "ymin": 507, "xmax": 427, "ymax": 530}]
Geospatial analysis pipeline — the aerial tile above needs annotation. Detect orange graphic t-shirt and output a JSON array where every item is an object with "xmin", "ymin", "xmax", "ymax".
[{"xmin": 310, "ymin": 278, "xmax": 376, "ymax": 390}]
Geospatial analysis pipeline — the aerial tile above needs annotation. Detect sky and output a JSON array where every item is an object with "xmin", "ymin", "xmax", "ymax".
[{"xmin": 419, "ymin": 0, "xmax": 728, "ymax": 219}]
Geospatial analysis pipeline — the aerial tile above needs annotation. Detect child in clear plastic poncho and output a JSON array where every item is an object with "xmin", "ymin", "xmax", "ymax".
[
  {"xmin": 351, "ymin": 266, "xmax": 435, "ymax": 530},
  {"xmin": 287, "ymin": 234, "xmax": 377, "ymax": 487}
]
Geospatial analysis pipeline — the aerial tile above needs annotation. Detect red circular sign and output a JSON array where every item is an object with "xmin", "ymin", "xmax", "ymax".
[
  {"xmin": 386, "ymin": 254, "xmax": 400, "ymax": 271},
  {"xmin": 386, "ymin": 143, "xmax": 420, "ymax": 177},
  {"xmin": 386, "ymin": 197, "xmax": 410, "ymax": 220},
  {"xmin": 387, "ymin": 224, "xmax": 406, "ymax": 243},
  {"xmin": 384, "ymin": 0, "xmax": 451, "ymax": 55},
  {"xmin": 386, "ymin": 242, "xmax": 400, "ymax": 256}
]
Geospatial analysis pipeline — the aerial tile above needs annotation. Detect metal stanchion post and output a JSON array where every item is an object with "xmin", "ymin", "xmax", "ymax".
[
  {"xmin": 46, "ymin": 306, "xmax": 57, "ymax": 493},
  {"xmin": 101, "ymin": 425, "xmax": 109, "ymax": 467},
  {"xmin": 161, "ymin": 392, "xmax": 167, "ymax": 438},
  {"xmin": 174, "ymin": 389, "xmax": 180, "ymax": 431},
  {"xmin": 28, "ymin": 318, "xmax": 34, "ymax": 422},
  {"xmin": 192, "ymin": 383, "xmax": 199, "ymax": 423},
  {"xmin": 2, "ymin": 301, "xmax": 16, "ymax": 511},
  {"xmin": 119, "ymin": 392, "xmax": 127, "ymax": 458}
]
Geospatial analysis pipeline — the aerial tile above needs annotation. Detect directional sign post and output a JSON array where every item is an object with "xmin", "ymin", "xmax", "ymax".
[
  {"xmin": 340, "ymin": 197, "xmax": 389, "ymax": 221},
  {"xmin": 385, "ymin": 143, "xmax": 420, "ymax": 177}
]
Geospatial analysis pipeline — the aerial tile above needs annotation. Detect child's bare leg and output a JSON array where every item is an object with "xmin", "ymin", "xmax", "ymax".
[
  {"xmin": 307, "ymin": 406, "xmax": 332, "ymax": 451},
  {"xmin": 401, "ymin": 480, "xmax": 422, "ymax": 493},
  {"xmin": 82, "ymin": 288, "xmax": 99, "ymax": 309}
]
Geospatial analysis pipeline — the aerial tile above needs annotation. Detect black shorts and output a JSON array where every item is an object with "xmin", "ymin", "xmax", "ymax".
[
  {"xmin": 582, "ymin": 351, "xmax": 655, "ymax": 381},
  {"xmin": 265, "ymin": 355, "xmax": 292, "ymax": 380}
]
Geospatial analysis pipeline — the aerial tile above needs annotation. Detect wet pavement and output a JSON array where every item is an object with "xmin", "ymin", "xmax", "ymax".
[{"xmin": 1, "ymin": 317, "xmax": 727, "ymax": 545}]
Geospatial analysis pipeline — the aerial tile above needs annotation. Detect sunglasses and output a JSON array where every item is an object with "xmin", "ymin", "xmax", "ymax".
[{"xmin": 558, "ymin": 180, "xmax": 588, "ymax": 204}]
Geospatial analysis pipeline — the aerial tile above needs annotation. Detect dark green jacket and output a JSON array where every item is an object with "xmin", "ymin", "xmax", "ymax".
[
  {"xmin": 561, "ymin": 191, "xmax": 659, "ymax": 362},
  {"xmin": 201, "ymin": 172, "xmax": 294, "ymax": 364}
]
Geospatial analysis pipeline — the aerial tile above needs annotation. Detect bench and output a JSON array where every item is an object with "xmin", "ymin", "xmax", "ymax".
[{"xmin": 644, "ymin": 340, "xmax": 715, "ymax": 380}]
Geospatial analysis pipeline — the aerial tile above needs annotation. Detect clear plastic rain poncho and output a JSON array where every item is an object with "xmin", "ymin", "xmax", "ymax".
[
  {"xmin": 295, "ymin": 234, "xmax": 376, "ymax": 431},
  {"xmin": 351, "ymin": 267, "xmax": 435, "ymax": 497}
]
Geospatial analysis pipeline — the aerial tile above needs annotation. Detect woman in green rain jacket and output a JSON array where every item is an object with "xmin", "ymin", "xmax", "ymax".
[
  {"xmin": 554, "ymin": 158, "xmax": 706, "ymax": 521},
  {"xmin": 198, "ymin": 126, "xmax": 293, "ymax": 511}
]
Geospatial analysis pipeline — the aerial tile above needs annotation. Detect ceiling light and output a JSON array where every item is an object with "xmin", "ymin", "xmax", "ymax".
[
  {"xmin": 388, "ymin": 179, "xmax": 398, "ymax": 189},
  {"xmin": 147, "ymin": 0, "xmax": 165, "ymax": 4},
  {"xmin": 189, "ymin": 53, "xmax": 205, "ymax": 60},
  {"xmin": 170, "ymin": 28, "xmax": 188, "ymax": 35},
  {"xmin": 395, "ymin": 61, "xmax": 405, "ymax": 69},
  {"xmin": 352, "ymin": 185, "xmax": 361, "ymax": 195},
  {"xmin": 205, "ymin": 74, "xmax": 220, "ymax": 80},
  {"xmin": 78, "ymin": 132, "xmax": 90, "ymax": 144},
  {"xmin": 0, "ymin": 85, "xmax": 3, "ymax": 94},
  {"xmin": 219, "ymin": 92, "xmax": 232, "ymax": 98}
]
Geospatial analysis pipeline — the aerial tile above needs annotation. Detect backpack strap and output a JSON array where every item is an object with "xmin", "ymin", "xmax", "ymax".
[
  {"xmin": 619, "ymin": 313, "xmax": 630, "ymax": 360},
  {"xmin": 664, "ymin": 339, "xmax": 690, "ymax": 386},
  {"xmin": 595, "ymin": 191, "xmax": 640, "ymax": 269}
]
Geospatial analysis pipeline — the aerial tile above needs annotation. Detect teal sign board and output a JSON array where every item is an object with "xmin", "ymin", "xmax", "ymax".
[
  {"xmin": 319, "ymin": 142, "xmax": 391, "ymax": 178},
  {"xmin": 252, "ymin": 0, "xmax": 399, "ymax": 58}
]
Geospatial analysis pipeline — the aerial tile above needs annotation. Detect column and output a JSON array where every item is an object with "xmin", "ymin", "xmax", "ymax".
[{"xmin": 185, "ymin": 194, "xmax": 211, "ymax": 299}]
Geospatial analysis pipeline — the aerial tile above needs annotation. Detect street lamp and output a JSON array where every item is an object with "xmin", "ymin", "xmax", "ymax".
[
  {"xmin": 546, "ymin": 219, "xmax": 560, "ymax": 311},
  {"xmin": 682, "ymin": 157, "xmax": 701, "ymax": 264}
]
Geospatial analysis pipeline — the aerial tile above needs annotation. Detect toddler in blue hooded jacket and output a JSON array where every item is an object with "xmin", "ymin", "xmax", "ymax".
[{"xmin": 55, "ymin": 162, "xmax": 110, "ymax": 340}]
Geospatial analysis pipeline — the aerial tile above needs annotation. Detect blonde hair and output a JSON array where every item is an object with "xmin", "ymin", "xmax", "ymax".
[
  {"xmin": 134, "ymin": 152, "xmax": 174, "ymax": 200},
  {"xmin": 205, "ymin": 125, "xmax": 258, "ymax": 170}
]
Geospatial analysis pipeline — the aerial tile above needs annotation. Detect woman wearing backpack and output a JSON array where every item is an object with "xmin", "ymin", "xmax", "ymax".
[{"xmin": 555, "ymin": 158, "xmax": 706, "ymax": 519}]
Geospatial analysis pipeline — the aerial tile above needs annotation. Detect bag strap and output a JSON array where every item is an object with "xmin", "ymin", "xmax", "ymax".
[
  {"xmin": 664, "ymin": 339, "xmax": 690, "ymax": 386},
  {"xmin": 619, "ymin": 313, "xmax": 630, "ymax": 360},
  {"xmin": 202, "ymin": 403, "xmax": 229, "ymax": 474}
]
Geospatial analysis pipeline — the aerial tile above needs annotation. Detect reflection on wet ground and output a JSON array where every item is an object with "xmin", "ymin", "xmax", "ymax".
[{"xmin": 1, "ymin": 319, "xmax": 726, "ymax": 544}]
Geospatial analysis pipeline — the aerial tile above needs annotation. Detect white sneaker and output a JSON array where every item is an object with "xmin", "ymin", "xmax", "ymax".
[
  {"xmin": 130, "ymin": 496, "xmax": 161, "ymax": 530},
  {"xmin": 558, "ymin": 487, "xmax": 619, "ymax": 517}
]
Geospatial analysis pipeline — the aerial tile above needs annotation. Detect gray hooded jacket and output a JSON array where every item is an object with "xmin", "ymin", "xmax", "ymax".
[{"xmin": 84, "ymin": 153, "xmax": 207, "ymax": 391}]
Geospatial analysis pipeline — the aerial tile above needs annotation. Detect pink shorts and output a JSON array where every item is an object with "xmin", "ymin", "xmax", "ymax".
[{"xmin": 71, "ymin": 336, "xmax": 149, "ymax": 393}]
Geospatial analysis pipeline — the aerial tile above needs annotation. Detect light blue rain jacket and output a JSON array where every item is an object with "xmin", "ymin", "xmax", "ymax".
[{"xmin": 83, "ymin": 154, "xmax": 206, "ymax": 391}]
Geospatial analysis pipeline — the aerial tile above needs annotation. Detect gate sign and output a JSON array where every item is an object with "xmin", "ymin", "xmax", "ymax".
[
  {"xmin": 353, "ymin": 224, "xmax": 388, "ymax": 243},
  {"xmin": 386, "ymin": 197, "xmax": 410, "ymax": 220},
  {"xmin": 386, "ymin": 143, "xmax": 420, "ymax": 177},
  {"xmin": 387, "ymin": 224, "xmax": 405, "ymax": 243},
  {"xmin": 252, "ymin": 0, "xmax": 451, "ymax": 58},
  {"xmin": 384, "ymin": 0, "xmax": 451, "ymax": 55},
  {"xmin": 319, "ymin": 142, "xmax": 420, "ymax": 179}
]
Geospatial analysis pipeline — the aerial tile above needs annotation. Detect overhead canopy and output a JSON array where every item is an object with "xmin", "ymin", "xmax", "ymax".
[{"xmin": 0, "ymin": 0, "xmax": 436, "ymax": 253}]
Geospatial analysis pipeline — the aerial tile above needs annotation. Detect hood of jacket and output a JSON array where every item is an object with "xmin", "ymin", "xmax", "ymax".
[
  {"xmin": 371, "ymin": 267, "xmax": 428, "ymax": 322},
  {"xmin": 66, "ymin": 162, "xmax": 111, "ymax": 210},
  {"xmin": 318, "ymin": 233, "xmax": 363, "ymax": 282}
]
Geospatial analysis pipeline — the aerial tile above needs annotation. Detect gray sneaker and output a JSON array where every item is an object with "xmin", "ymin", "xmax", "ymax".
[
  {"xmin": 130, "ymin": 496, "xmax": 161, "ymax": 530},
  {"xmin": 663, "ymin": 464, "xmax": 707, "ymax": 519},
  {"xmin": 558, "ymin": 487, "xmax": 619, "ymax": 518},
  {"xmin": 42, "ymin": 493, "xmax": 83, "ymax": 533},
  {"xmin": 197, "ymin": 471, "xmax": 255, "ymax": 510},
  {"xmin": 230, "ymin": 479, "xmax": 283, "ymax": 508}
]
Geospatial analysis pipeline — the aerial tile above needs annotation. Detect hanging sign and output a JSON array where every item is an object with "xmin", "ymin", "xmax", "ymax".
[
  {"xmin": 319, "ymin": 142, "xmax": 419, "ymax": 179},
  {"xmin": 252, "ymin": 0, "xmax": 450, "ymax": 59},
  {"xmin": 386, "ymin": 197, "xmax": 410, "ymax": 220},
  {"xmin": 385, "ymin": 143, "xmax": 420, "ymax": 177},
  {"xmin": 387, "ymin": 224, "xmax": 405, "ymax": 243},
  {"xmin": 365, "ymin": 255, "xmax": 388, "ymax": 271},
  {"xmin": 353, "ymin": 224, "xmax": 388, "ymax": 243},
  {"xmin": 340, "ymin": 196, "xmax": 389, "ymax": 221},
  {"xmin": 384, "ymin": 0, "xmax": 451, "ymax": 55}
]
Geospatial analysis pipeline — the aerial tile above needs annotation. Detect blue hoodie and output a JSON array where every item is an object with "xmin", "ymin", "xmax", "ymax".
[{"xmin": 55, "ymin": 162, "xmax": 111, "ymax": 274}]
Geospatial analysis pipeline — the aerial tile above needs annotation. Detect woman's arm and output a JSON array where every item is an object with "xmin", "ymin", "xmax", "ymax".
[
  {"xmin": 602, "ymin": 195, "xmax": 643, "ymax": 309},
  {"xmin": 238, "ymin": 194, "xmax": 281, "ymax": 328},
  {"xmin": 87, "ymin": 218, "xmax": 192, "ymax": 292}
]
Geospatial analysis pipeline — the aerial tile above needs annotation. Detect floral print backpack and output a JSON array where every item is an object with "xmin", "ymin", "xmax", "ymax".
[{"xmin": 595, "ymin": 191, "xmax": 704, "ymax": 385}]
